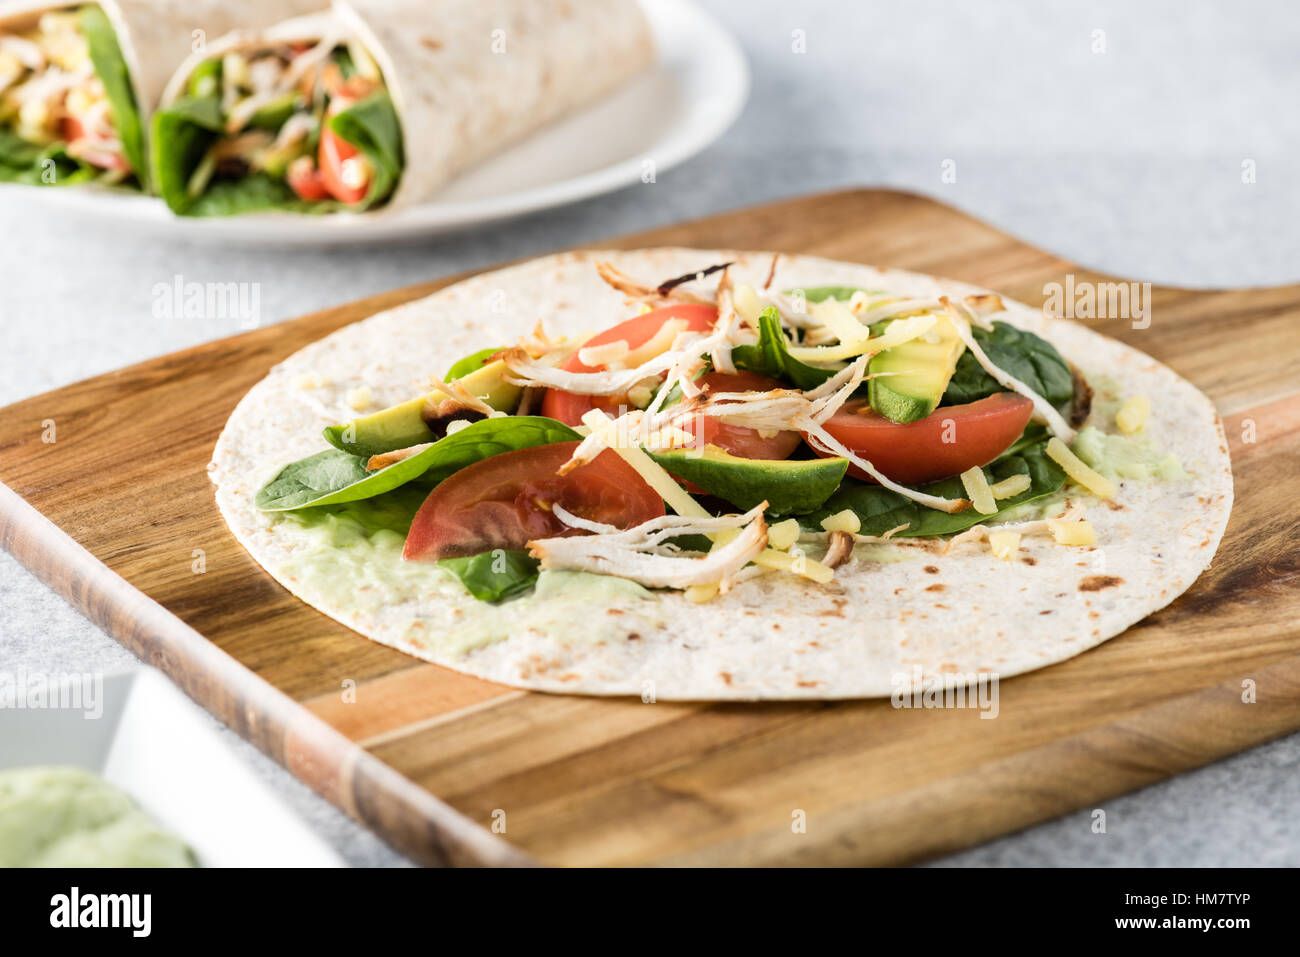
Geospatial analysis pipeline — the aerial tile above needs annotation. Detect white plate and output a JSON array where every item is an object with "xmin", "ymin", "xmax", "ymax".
[
  {"xmin": 9, "ymin": 0, "xmax": 748, "ymax": 246},
  {"xmin": 0, "ymin": 668, "xmax": 343, "ymax": 867}
]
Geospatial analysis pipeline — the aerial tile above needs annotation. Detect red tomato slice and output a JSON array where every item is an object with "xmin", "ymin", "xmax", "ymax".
[
  {"xmin": 59, "ymin": 116, "xmax": 130, "ymax": 172},
  {"xmin": 318, "ymin": 126, "xmax": 370, "ymax": 204},
  {"xmin": 287, "ymin": 157, "xmax": 330, "ymax": 201},
  {"xmin": 402, "ymin": 441, "xmax": 664, "ymax": 561},
  {"xmin": 687, "ymin": 371, "xmax": 802, "ymax": 459},
  {"xmin": 812, "ymin": 392, "xmax": 1035, "ymax": 485},
  {"xmin": 540, "ymin": 303, "xmax": 718, "ymax": 426}
]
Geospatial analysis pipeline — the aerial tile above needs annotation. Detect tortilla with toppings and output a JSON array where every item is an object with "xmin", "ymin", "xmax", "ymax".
[{"xmin": 209, "ymin": 249, "xmax": 1233, "ymax": 699}]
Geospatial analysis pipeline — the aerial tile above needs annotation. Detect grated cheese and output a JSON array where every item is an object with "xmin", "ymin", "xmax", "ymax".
[
  {"xmin": 988, "ymin": 530, "xmax": 1022, "ymax": 560},
  {"xmin": 989, "ymin": 473, "xmax": 1031, "ymax": 499},
  {"xmin": 1047, "ymin": 437, "xmax": 1117, "ymax": 499},
  {"xmin": 787, "ymin": 313, "xmax": 938, "ymax": 363},
  {"xmin": 346, "ymin": 385, "xmax": 373, "ymax": 411},
  {"xmin": 732, "ymin": 283, "xmax": 763, "ymax": 323},
  {"xmin": 819, "ymin": 509, "xmax": 861, "ymax": 534},
  {"xmin": 960, "ymin": 467, "xmax": 998, "ymax": 515},
  {"xmin": 1115, "ymin": 394, "xmax": 1151, "ymax": 434},
  {"xmin": 767, "ymin": 518, "xmax": 801, "ymax": 550},
  {"xmin": 1047, "ymin": 518, "xmax": 1096, "ymax": 546}
]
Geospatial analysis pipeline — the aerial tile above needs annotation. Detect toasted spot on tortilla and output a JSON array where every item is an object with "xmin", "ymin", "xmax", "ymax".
[
  {"xmin": 1079, "ymin": 575, "xmax": 1124, "ymax": 592},
  {"xmin": 923, "ymin": 565, "xmax": 940, "ymax": 574},
  {"xmin": 1022, "ymin": 556, "xmax": 1037, "ymax": 566},
  {"xmin": 925, "ymin": 583, "xmax": 945, "ymax": 592},
  {"xmin": 1039, "ymin": 610, "xmax": 1052, "ymax": 615},
  {"xmin": 718, "ymin": 671, "xmax": 733, "ymax": 685},
  {"xmin": 796, "ymin": 680, "xmax": 820, "ymax": 688},
  {"xmin": 419, "ymin": 36, "xmax": 443, "ymax": 51}
]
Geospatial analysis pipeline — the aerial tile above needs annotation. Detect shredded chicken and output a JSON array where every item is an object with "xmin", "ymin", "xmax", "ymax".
[
  {"xmin": 424, "ymin": 377, "xmax": 501, "ymax": 417},
  {"xmin": 504, "ymin": 343, "xmax": 680, "ymax": 395},
  {"xmin": 710, "ymin": 266, "xmax": 738, "ymax": 374},
  {"xmin": 961, "ymin": 293, "xmax": 1004, "ymax": 329},
  {"xmin": 822, "ymin": 530, "xmax": 855, "ymax": 569},
  {"xmin": 528, "ymin": 505, "xmax": 769, "ymax": 590},
  {"xmin": 594, "ymin": 260, "xmax": 711, "ymax": 305},
  {"xmin": 365, "ymin": 443, "xmax": 432, "ymax": 471},
  {"xmin": 551, "ymin": 503, "xmax": 619, "ymax": 534}
]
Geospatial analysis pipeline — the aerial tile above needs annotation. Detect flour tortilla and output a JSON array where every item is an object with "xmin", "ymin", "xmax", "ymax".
[
  {"xmin": 210, "ymin": 249, "xmax": 1234, "ymax": 700},
  {"xmin": 160, "ymin": 0, "xmax": 654, "ymax": 210},
  {"xmin": 1, "ymin": 0, "xmax": 321, "ymax": 158}
]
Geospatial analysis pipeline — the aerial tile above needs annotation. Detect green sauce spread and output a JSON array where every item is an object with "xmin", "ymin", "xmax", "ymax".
[
  {"xmin": 1072, "ymin": 425, "xmax": 1187, "ymax": 482},
  {"xmin": 0, "ymin": 766, "xmax": 196, "ymax": 867},
  {"xmin": 277, "ymin": 490, "xmax": 665, "ymax": 657}
]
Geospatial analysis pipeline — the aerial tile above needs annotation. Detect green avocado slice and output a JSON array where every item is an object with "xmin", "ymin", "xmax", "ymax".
[
  {"xmin": 648, "ymin": 446, "xmax": 848, "ymax": 515},
  {"xmin": 323, "ymin": 360, "xmax": 521, "ymax": 456},
  {"xmin": 868, "ymin": 316, "xmax": 964, "ymax": 423}
]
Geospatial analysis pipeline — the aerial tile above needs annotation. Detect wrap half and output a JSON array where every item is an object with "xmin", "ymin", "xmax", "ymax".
[
  {"xmin": 152, "ymin": 0, "xmax": 654, "ymax": 215},
  {"xmin": 209, "ymin": 249, "xmax": 1234, "ymax": 700},
  {"xmin": 0, "ymin": 0, "xmax": 319, "ymax": 190}
]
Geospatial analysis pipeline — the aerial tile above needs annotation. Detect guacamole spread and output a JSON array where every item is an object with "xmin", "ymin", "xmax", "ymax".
[{"xmin": 0, "ymin": 766, "xmax": 196, "ymax": 867}]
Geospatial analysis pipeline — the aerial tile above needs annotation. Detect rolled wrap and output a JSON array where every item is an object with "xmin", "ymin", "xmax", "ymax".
[
  {"xmin": 0, "ymin": 0, "xmax": 321, "ymax": 188},
  {"xmin": 155, "ymin": 0, "xmax": 654, "ymax": 212}
]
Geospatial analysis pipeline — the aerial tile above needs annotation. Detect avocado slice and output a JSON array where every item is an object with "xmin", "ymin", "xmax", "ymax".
[
  {"xmin": 648, "ymin": 446, "xmax": 848, "ymax": 515},
  {"xmin": 868, "ymin": 316, "xmax": 965, "ymax": 423},
  {"xmin": 323, "ymin": 360, "xmax": 521, "ymax": 456},
  {"xmin": 248, "ymin": 92, "xmax": 301, "ymax": 131}
]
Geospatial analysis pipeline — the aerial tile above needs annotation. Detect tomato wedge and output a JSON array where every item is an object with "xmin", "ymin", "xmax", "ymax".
[
  {"xmin": 287, "ymin": 157, "xmax": 331, "ymax": 201},
  {"xmin": 687, "ymin": 371, "xmax": 802, "ymax": 459},
  {"xmin": 540, "ymin": 303, "xmax": 718, "ymax": 426},
  {"xmin": 812, "ymin": 392, "xmax": 1035, "ymax": 485},
  {"xmin": 60, "ymin": 116, "xmax": 130, "ymax": 172},
  {"xmin": 318, "ymin": 125, "xmax": 370, "ymax": 204},
  {"xmin": 402, "ymin": 441, "xmax": 664, "ymax": 561}
]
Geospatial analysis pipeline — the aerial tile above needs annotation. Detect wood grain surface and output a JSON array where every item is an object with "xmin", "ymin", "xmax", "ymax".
[{"xmin": 1, "ymin": 189, "xmax": 1297, "ymax": 866}]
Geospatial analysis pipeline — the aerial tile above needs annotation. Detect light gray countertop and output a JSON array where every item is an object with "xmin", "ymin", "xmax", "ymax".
[{"xmin": 1, "ymin": 0, "xmax": 1296, "ymax": 866}]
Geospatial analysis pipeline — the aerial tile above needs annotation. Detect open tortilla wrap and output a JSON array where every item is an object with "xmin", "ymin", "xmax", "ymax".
[
  {"xmin": 0, "ymin": 0, "xmax": 319, "ymax": 189},
  {"xmin": 153, "ymin": 0, "xmax": 653, "ymax": 214},
  {"xmin": 209, "ymin": 249, "xmax": 1233, "ymax": 700}
]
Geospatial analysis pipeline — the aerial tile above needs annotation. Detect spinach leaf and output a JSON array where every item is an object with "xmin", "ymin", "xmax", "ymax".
[
  {"xmin": 446, "ymin": 347, "xmax": 504, "ymax": 381},
  {"xmin": 256, "ymin": 416, "xmax": 580, "ymax": 511},
  {"xmin": 0, "ymin": 130, "xmax": 43, "ymax": 170},
  {"xmin": 255, "ymin": 450, "xmax": 371, "ymax": 511},
  {"xmin": 437, "ymin": 550, "xmax": 540, "ymax": 602},
  {"xmin": 0, "ymin": 132, "xmax": 98, "ymax": 186},
  {"xmin": 732, "ymin": 306, "xmax": 837, "ymax": 390},
  {"xmin": 151, "ymin": 94, "xmax": 221, "ymax": 213},
  {"xmin": 943, "ymin": 322, "xmax": 1073, "ymax": 407},
  {"xmin": 185, "ymin": 173, "xmax": 320, "ymax": 217},
  {"xmin": 79, "ymin": 4, "xmax": 145, "ymax": 187},
  {"xmin": 328, "ymin": 90, "xmax": 402, "ymax": 209},
  {"xmin": 801, "ymin": 439, "xmax": 1066, "ymax": 537}
]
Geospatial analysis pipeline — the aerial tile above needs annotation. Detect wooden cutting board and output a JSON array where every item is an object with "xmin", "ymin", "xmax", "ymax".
[{"xmin": 2, "ymin": 189, "xmax": 1297, "ymax": 867}]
